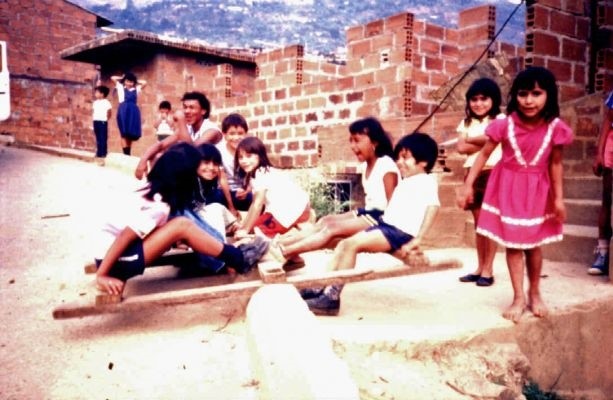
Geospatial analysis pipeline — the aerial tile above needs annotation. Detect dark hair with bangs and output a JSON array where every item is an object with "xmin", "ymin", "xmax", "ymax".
[
  {"xmin": 507, "ymin": 66, "xmax": 560, "ymax": 122},
  {"xmin": 234, "ymin": 136, "xmax": 273, "ymax": 186},
  {"xmin": 221, "ymin": 113, "xmax": 249, "ymax": 133},
  {"xmin": 393, "ymin": 132, "xmax": 438, "ymax": 173},
  {"xmin": 349, "ymin": 117, "xmax": 394, "ymax": 158},
  {"xmin": 464, "ymin": 78, "xmax": 502, "ymax": 124}
]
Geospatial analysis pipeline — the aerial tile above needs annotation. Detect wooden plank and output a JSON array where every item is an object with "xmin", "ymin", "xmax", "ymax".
[{"xmin": 53, "ymin": 258, "xmax": 461, "ymax": 320}]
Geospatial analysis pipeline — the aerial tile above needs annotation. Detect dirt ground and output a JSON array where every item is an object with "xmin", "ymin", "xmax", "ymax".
[{"xmin": 2, "ymin": 145, "xmax": 612, "ymax": 400}]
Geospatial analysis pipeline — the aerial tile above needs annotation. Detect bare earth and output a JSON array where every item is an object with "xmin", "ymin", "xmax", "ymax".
[{"xmin": 1, "ymin": 145, "xmax": 612, "ymax": 400}]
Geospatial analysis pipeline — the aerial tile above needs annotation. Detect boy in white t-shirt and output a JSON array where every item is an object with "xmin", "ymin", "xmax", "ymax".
[
  {"xmin": 302, "ymin": 132, "xmax": 440, "ymax": 315},
  {"xmin": 92, "ymin": 85, "xmax": 112, "ymax": 166}
]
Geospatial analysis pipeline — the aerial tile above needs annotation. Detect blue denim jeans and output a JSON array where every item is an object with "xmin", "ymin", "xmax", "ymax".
[{"xmin": 171, "ymin": 208, "xmax": 225, "ymax": 273}]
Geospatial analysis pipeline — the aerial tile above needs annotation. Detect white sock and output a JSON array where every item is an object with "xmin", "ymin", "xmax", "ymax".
[{"xmin": 597, "ymin": 239, "xmax": 609, "ymax": 253}]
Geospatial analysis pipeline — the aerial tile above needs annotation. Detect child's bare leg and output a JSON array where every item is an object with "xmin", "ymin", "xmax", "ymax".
[
  {"xmin": 142, "ymin": 217, "xmax": 224, "ymax": 263},
  {"xmin": 328, "ymin": 230, "xmax": 391, "ymax": 271},
  {"xmin": 525, "ymin": 246, "xmax": 548, "ymax": 318},
  {"xmin": 282, "ymin": 216, "xmax": 370, "ymax": 259},
  {"xmin": 477, "ymin": 233, "xmax": 498, "ymax": 278},
  {"xmin": 503, "ymin": 248, "xmax": 527, "ymax": 323}
]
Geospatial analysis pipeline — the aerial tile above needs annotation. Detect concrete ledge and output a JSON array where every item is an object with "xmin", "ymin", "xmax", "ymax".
[{"xmin": 246, "ymin": 284, "xmax": 359, "ymax": 400}]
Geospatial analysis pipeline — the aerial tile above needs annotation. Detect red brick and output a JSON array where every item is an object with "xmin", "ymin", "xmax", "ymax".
[
  {"xmin": 356, "ymin": 72, "xmax": 375, "ymax": 87},
  {"xmin": 385, "ymin": 12, "xmax": 413, "ymax": 31},
  {"xmin": 365, "ymin": 20, "xmax": 384, "ymax": 37},
  {"xmin": 458, "ymin": 5, "xmax": 495, "ymax": 28},
  {"xmin": 425, "ymin": 56, "xmax": 443, "ymax": 71},
  {"xmin": 346, "ymin": 25, "xmax": 364, "ymax": 43},
  {"xmin": 349, "ymin": 39, "xmax": 373, "ymax": 58},
  {"xmin": 546, "ymin": 59, "xmax": 573, "ymax": 82},
  {"xmin": 561, "ymin": 37, "xmax": 587, "ymax": 61},
  {"xmin": 425, "ymin": 23, "xmax": 445, "ymax": 40},
  {"xmin": 372, "ymin": 33, "xmax": 394, "ymax": 49},
  {"xmin": 419, "ymin": 37, "xmax": 441, "ymax": 55},
  {"xmin": 529, "ymin": 31, "xmax": 560, "ymax": 57},
  {"xmin": 550, "ymin": 10, "xmax": 576, "ymax": 37}
]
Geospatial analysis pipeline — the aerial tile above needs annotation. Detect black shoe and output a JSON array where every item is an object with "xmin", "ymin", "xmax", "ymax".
[
  {"xmin": 459, "ymin": 273, "xmax": 480, "ymax": 282},
  {"xmin": 305, "ymin": 293, "xmax": 340, "ymax": 316},
  {"xmin": 299, "ymin": 286, "xmax": 324, "ymax": 299},
  {"xmin": 476, "ymin": 276, "xmax": 494, "ymax": 286},
  {"xmin": 236, "ymin": 236, "xmax": 270, "ymax": 273}
]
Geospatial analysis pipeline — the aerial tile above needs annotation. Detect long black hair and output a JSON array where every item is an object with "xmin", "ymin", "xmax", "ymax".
[
  {"xmin": 145, "ymin": 142, "xmax": 201, "ymax": 213},
  {"xmin": 349, "ymin": 117, "xmax": 394, "ymax": 158}
]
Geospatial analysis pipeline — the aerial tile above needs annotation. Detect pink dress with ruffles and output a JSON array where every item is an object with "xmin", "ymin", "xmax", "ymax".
[{"xmin": 476, "ymin": 113, "xmax": 573, "ymax": 249}]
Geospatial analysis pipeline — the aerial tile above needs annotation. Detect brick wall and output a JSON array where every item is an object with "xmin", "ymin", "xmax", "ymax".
[
  {"xmin": 211, "ymin": 5, "xmax": 516, "ymax": 169},
  {"xmin": 0, "ymin": 0, "xmax": 99, "ymax": 149}
]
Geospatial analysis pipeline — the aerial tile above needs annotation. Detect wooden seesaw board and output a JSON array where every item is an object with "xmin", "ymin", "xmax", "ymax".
[{"xmin": 53, "ymin": 249, "xmax": 462, "ymax": 320}]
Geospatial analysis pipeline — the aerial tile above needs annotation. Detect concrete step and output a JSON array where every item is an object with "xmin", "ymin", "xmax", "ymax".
[
  {"xmin": 542, "ymin": 224, "xmax": 597, "ymax": 265},
  {"xmin": 565, "ymin": 198, "xmax": 600, "ymax": 226},
  {"xmin": 423, "ymin": 207, "xmax": 468, "ymax": 249},
  {"xmin": 565, "ymin": 175, "xmax": 601, "ymax": 200}
]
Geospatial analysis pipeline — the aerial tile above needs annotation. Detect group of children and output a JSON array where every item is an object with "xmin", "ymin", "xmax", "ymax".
[{"xmin": 93, "ymin": 65, "xmax": 585, "ymax": 323}]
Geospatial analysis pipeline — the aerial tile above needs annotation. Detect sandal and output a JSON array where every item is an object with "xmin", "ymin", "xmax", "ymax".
[{"xmin": 459, "ymin": 273, "xmax": 480, "ymax": 282}]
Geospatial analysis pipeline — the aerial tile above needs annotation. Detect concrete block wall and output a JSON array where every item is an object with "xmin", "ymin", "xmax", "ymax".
[
  {"xmin": 0, "ymin": 0, "xmax": 98, "ymax": 149},
  {"xmin": 525, "ymin": 0, "xmax": 592, "ymax": 101},
  {"xmin": 213, "ymin": 6, "xmax": 509, "ymax": 169},
  {"xmin": 595, "ymin": 0, "xmax": 613, "ymax": 92}
]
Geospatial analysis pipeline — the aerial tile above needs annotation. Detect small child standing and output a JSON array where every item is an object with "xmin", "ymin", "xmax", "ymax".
[
  {"xmin": 233, "ymin": 136, "xmax": 312, "ymax": 239},
  {"xmin": 456, "ymin": 78, "xmax": 505, "ymax": 287},
  {"xmin": 457, "ymin": 67, "xmax": 573, "ymax": 323},
  {"xmin": 588, "ymin": 89, "xmax": 613, "ymax": 276},
  {"xmin": 154, "ymin": 100, "xmax": 175, "ymax": 142},
  {"xmin": 111, "ymin": 72, "xmax": 147, "ymax": 155},
  {"xmin": 92, "ymin": 85, "xmax": 112, "ymax": 166},
  {"xmin": 303, "ymin": 132, "xmax": 440, "ymax": 315}
]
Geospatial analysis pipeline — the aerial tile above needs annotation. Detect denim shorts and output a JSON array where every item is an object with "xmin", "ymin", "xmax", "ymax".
[
  {"xmin": 366, "ymin": 220, "xmax": 413, "ymax": 252},
  {"xmin": 95, "ymin": 238, "xmax": 146, "ymax": 281}
]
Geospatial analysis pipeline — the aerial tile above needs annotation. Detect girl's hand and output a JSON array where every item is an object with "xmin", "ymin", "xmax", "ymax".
[
  {"xmin": 96, "ymin": 275, "xmax": 125, "ymax": 296},
  {"xmin": 553, "ymin": 198, "xmax": 567, "ymax": 223},
  {"xmin": 135, "ymin": 160, "xmax": 148, "ymax": 180},
  {"xmin": 593, "ymin": 158, "xmax": 603, "ymax": 177},
  {"xmin": 455, "ymin": 185, "xmax": 474, "ymax": 210},
  {"xmin": 235, "ymin": 188, "xmax": 249, "ymax": 200}
]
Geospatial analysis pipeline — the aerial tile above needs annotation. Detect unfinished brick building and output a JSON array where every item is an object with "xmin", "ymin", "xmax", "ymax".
[{"xmin": 0, "ymin": 0, "xmax": 611, "ymax": 174}]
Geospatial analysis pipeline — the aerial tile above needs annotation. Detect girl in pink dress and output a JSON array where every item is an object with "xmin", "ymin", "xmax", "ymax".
[{"xmin": 457, "ymin": 67, "xmax": 573, "ymax": 323}]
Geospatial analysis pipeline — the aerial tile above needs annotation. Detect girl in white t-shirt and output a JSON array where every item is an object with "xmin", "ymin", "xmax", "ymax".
[
  {"xmin": 456, "ymin": 78, "xmax": 505, "ymax": 287},
  {"xmin": 234, "ymin": 136, "xmax": 312, "ymax": 239},
  {"xmin": 275, "ymin": 117, "xmax": 399, "ymax": 263}
]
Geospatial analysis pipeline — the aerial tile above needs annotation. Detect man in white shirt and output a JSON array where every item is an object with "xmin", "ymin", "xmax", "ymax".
[{"xmin": 135, "ymin": 91, "xmax": 222, "ymax": 179}]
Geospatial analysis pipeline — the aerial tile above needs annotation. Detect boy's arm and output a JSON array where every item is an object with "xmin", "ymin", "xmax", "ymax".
[
  {"xmin": 218, "ymin": 169, "xmax": 239, "ymax": 217},
  {"xmin": 236, "ymin": 189, "xmax": 265, "ymax": 236},
  {"xmin": 96, "ymin": 227, "xmax": 139, "ymax": 295},
  {"xmin": 134, "ymin": 111, "xmax": 188, "ymax": 179},
  {"xmin": 456, "ymin": 139, "xmax": 496, "ymax": 208},
  {"xmin": 395, "ymin": 205, "xmax": 440, "ymax": 258}
]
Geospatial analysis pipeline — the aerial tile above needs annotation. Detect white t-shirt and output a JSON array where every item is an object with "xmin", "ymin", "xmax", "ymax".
[
  {"xmin": 92, "ymin": 98, "xmax": 112, "ymax": 122},
  {"xmin": 250, "ymin": 167, "xmax": 309, "ymax": 228},
  {"xmin": 115, "ymin": 82, "xmax": 141, "ymax": 103},
  {"xmin": 361, "ymin": 155, "xmax": 400, "ymax": 211},
  {"xmin": 382, "ymin": 173, "xmax": 440, "ymax": 237},
  {"xmin": 93, "ymin": 191, "xmax": 170, "ymax": 260},
  {"xmin": 189, "ymin": 118, "xmax": 220, "ymax": 142},
  {"xmin": 457, "ymin": 114, "xmax": 505, "ymax": 168},
  {"xmin": 216, "ymin": 138, "xmax": 241, "ymax": 190}
]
